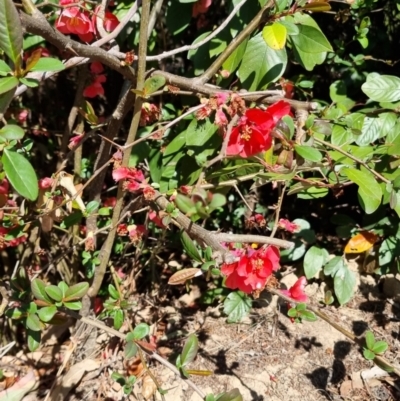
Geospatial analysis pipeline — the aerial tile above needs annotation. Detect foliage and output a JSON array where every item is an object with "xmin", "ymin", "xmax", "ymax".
[{"xmin": 1, "ymin": 0, "xmax": 400, "ymax": 397}]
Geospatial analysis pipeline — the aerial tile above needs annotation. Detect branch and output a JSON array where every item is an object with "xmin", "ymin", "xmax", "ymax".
[
  {"xmin": 19, "ymin": 9, "xmax": 135, "ymax": 81},
  {"xmin": 145, "ymin": 0, "xmax": 247, "ymax": 62},
  {"xmin": 88, "ymin": 0, "xmax": 151, "ymax": 298}
]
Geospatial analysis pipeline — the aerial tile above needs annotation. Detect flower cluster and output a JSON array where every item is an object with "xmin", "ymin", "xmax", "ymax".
[
  {"xmin": 117, "ymin": 223, "xmax": 147, "ymax": 244},
  {"xmin": 84, "ymin": 62, "xmax": 107, "ymax": 98},
  {"xmin": 226, "ymin": 101, "xmax": 291, "ymax": 158},
  {"xmin": 112, "ymin": 167, "xmax": 155, "ymax": 200},
  {"xmin": 56, "ymin": 1, "xmax": 119, "ymax": 43},
  {"xmin": 278, "ymin": 218, "xmax": 300, "ymax": 233},
  {"xmin": 221, "ymin": 245, "xmax": 280, "ymax": 294}
]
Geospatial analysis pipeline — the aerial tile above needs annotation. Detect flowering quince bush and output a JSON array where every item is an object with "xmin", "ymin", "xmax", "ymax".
[{"xmin": 2, "ymin": 0, "xmax": 400, "ymax": 398}]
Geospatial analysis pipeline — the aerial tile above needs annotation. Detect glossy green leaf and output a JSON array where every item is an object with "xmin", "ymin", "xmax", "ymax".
[
  {"xmin": 186, "ymin": 118, "xmax": 218, "ymax": 147},
  {"xmin": 180, "ymin": 231, "xmax": 203, "ymax": 263},
  {"xmin": 29, "ymin": 57, "xmax": 65, "ymax": 72},
  {"xmin": 181, "ymin": 333, "xmax": 199, "ymax": 367},
  {"xmin": 262, "ymin": 22, "xmax": 287, "ymax": 50},
  {"xmin": 290, "ymin": 24, "xmax": 332, "ymax": 53},
  {"xmin": 365, "ymin": 331, "xmax": 375, "ymax": 350},
  {"xmin": 0, "ymin": 60, "xmax": 12, "ymax": 74},
  {"xmin": 144, "ymin": 75, "xmax": 166, "ymax": 96},
  {"xmin": 294, "ymin": 145, "xmax": 323, "ymax": 162},
  {"xmin": 63, "ymin": 301, "xmax": 82, "ymax": 310},
  {"xmin": 2, "ymin": 148, "xmax": 39, "ymax": 201},
  {"xmin": 342, "ymin": 168, "xmax": 382, "ymax": 214},
  {"xmin": 108, "ymin": 284, "xmax": 120, "ymax": 300},
  {"xmin": 0, "ymin": 124, "xmax": 25, "ymax": 140},
  {"xmin": 38, "ymin": 305, "xmax": 57, "ymax": 322},
  {"xmin": 27, "ymin": 329, "xmax": 41, "ymax": 352},
  {"xmin": 0, "ymin": 76, "xmax": 18, "ymax": 95},
  {"xmin": 31, "ymin": 279, "xmax": 52, "ymax": 303},
  {"xmin": 361, "ymin": 73, "xmax": 400, "ymax": 103},
  {"xmin": 299, "ymin": 310, "xmax": 318, "ymax": 322},
  {"xmin": 238, "ymin": 33, "xmax": 287, "ymax": 90},
  {"xmin": 45, "ymin": 285, "xmax": 63, "ymax": 302},
  {"xmin": 303, "ymin": 246, "xmax": 329, "ymax": 279},
  {"xmin": 334, "ymin": 264, "xmax": 356, "ymax": 305},
  {"xmin": 363, "ymin": 348, "xmax": 375, "ymax": 360},
  {"xmin": 223, "ymin": 291, "xmax": 252, "ymax": 323},
  {"xmin": 331, "ymin": 125, "xmax": 353, "ymax": 146},
  {"xmin": 26, "ymin": 313, "xmax": 41, "ymax": 331},
  {"xmin": 222, "ymin": 38, "xmax": 248, "ymax": 73},
  {"xmin": 372, "ymin": 341, "xmax": 388, "ymax": 354},
  {"xmin": 0, "ymin": 0, "xmax": 23, "ymax": 66},
  {"xmin": 356, "ymin": 116, "xmax": 381, "ymax": 146},
  {"xmin": 64, "ymin": 282, "xmax": 89, "ymax": 301}
]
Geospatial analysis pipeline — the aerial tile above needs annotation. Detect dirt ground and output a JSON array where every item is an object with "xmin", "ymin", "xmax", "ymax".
[{"xmin": 1, "ymin": 272, "xmax": 400, "ymax": 401}]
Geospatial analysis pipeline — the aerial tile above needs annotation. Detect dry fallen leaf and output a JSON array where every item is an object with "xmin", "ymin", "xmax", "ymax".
[
  {"xmin": 141, "ymin": 374, "xmax": 157, "ymax": 400},
  {"xmin": 344, "ymin": 231, "xmax": 378, "ymax": 254}
]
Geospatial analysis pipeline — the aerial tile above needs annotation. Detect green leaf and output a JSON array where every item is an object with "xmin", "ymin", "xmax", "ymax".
[
  {"xmin": 0, "ymin": 76, "xmax": 18, "ymax": 95},
  {"xmin": 60, "ymin": 211, "xmax": 83, "ymax": 229},
  {"xmin": 294, "ymin": 145, "xmax": 323, "ymax": 162},
  {"xmin": 108, "ymin": 284, "xmax": 120, "ymax": 300},
  {"xmin": 334, "ymin": 265, "xmax": 356, "ymax": 305},
  {"xmin": 114, "ymin": 309, "xmax": 124, "ymax": 330},
  {"xmin": 223, "ymin": 291, "xmax": 252, "ymax": 323},
  {"xmin": 58, "ymin": 281, "xmax": 68, "ymax": 298},
  {"xmin": 299, "ymin": 310, "xmax": 318, "ymax": 322},
  {"xmin": 166, "ymin": 1, "xmax": 192, "ymax": 35},
  {"xmin": 361, "ymin": 73, "xmax": 400, "ymax": 103},
  {"xmin": 0, "ymin": 60, "xmax": 12, "ymax": 74},
  {"xmin": 365, "ymin": 331, "xmax": 375, "ymax": 349},
  {"xmin": 363, "ymin": 348, "xmax": 375, "ymax": 360},
  {"xmin": 26, "ymin": 313, "xmax": 41, "ymax": 331},
  {"xmin": 217, "ymin": 388, "xmax": 243, "ymax": 401},
  {"xmin": 324, "ymin": 256, "xmax": 344, "ymax": 277},
  {"xmin": 27, "ymin": 329, "xmax": 41, "ymax": 352},
  {"xmin": 38, "ymin": 305, "xmax": 57, "ymax": 322},
  {"xmin": 0, "ymin": 124, "xmax": 24, "ymax": 141},
  {"xmin": 2, "ymin": 148, "xmax": 38, "ymax": 201},
  {"xmin": 85, "ymin": 200, "xmax": 99, "ymax": 214},
  {"xmin": 180, "ymin": 333, "xmax": 199, "ymax": 367},
  {"xmin": 209, "ymin": 193, "xmax": 226, "ymax": 209},
  {"xmin": 19, "ymin": 77, "xmax": 39, "ymax": 88},
  {"xmin": 31, "ymin": 279, "xmax": 52, "ymax": 303},
  {"xmin": 45, "ymin": 285, "xmax": 63, "ymax": 302},
  {"xmin": 29, "ymin": 57, "xmax": 65, "ymax": 72},
  {"xmin": 186, "ymin": 118, "xmax": 218, "ymax": 147},
  {"xmin": 303, "ymin": 246, "xmax": 329, "ymax": 279},
  {"xmin": 222, "ymin": 38, "xmax": 248, "ymax": 73},
  {"xmin": 262, "ymin": 22, "xmax": 287, "ymax": 50},
  {"xmin": 0, "ymin": 0, "xmax": 23, "ymax": 66},
  {"xmin": 144, "ymin": 75, "xmax": 166, "ymax": 96},
  {"xmin": 132, "ymin": 323, "xmax": 150, "ymax": 340},
  {"xmin": 342, "ymin": 168, "xmax": 382, "ymax": 214},
  {"xmin": 331, "ymin": 125, "xmax": 353, "ymax": 147},
  {"xmin": 238, "ymin": 33, "xmax": 287, "ymax": 91},
  {"xmin": 64, "ymin": 282, "xmax": 89, "ymax": 301},
  {"xmin": 372, "ymin": 341, "xmax": 388, "ymax": 354},
  {"xmin": 125, "ymin": 341, "xmax": 138, "ymax": 359},
  {"xmin": 180, "ymin": 231, "xmax": 203, "ymax": 263},
  {"xmin": 289, "ymin": 24, "xmax": 332, "ymax": 53},
  {"xmin": 356, "ymin": 116, "xmax": 382, "ymax": 146},
  {"xmin": 63, "ymin": 301, "xmax": 82, "ymax": 310}
]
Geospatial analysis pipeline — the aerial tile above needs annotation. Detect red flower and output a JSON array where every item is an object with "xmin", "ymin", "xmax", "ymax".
[
  {"xmin": 68, "ymin": 134, "xmax": 84, "ymax": 149},
  {"xmin": 112, "ymin": 167, "xmax": 150, "ymax": 194},
  {"xmin": 39, "ymin": 177, "xmax": 53, "ymax": 190},
  {"xmin": 140, "ymin": 103, "xmax": 160, "ymax": 126},
  {"xmin": 90, "ymin": 62, "xmax": 104, "ymax": 74},
  {"xmin": 127, "ymin": 224, "xmax": 146, "ymax": 244},
  {"xmin": 281, "ymin": 276, "xmax": 308, "ymax": 302},
  {"xmin": 56, "ymin": 7, "xmax": 95, "ymax": 42},
  {"xmin": 83, "ymin": 74, "xmax": 106, "ymax": 98},
  {"xmin": 149, "ymin": 210, "xmax": 166, "ymax": 228},
  {"xmin": 103, "ymin": 197, "xmax": 117, "ymax": 208},
  {"xmin": 0, "ymin": 179, "xmax": 9, "ymax": 195},
  {"xmin": 226, "ymin": 101, "xmax": 291, "ymax": 158},
  {"xmin": 221, "ymin": 246, "xmax": 280, "ymax": 294},
  {"xmin": 93, "ymin": 6, "xmax": 120, "ymax": 34},
  {"xmin": 278, "ymin": 218, "xmax": 300, "ymax": 233},
  {"xmin": 192, "ymin": 0, "xmax": 212, "ymax": 17}
]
